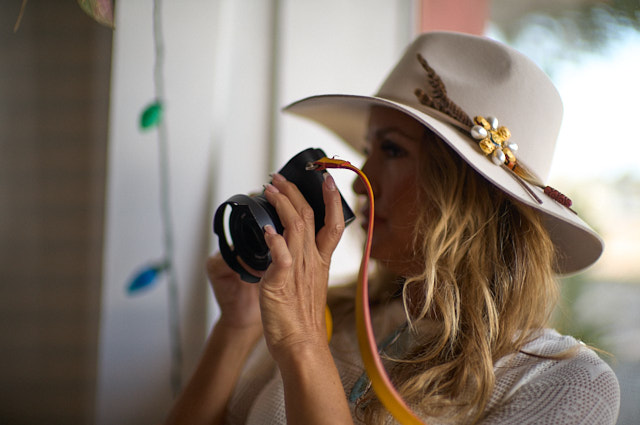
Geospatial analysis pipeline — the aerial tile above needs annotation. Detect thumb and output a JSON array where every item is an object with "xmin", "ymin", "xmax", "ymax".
[{"xmin": 260, "ymin": 225, "xmax": 292, "ymax": 290}]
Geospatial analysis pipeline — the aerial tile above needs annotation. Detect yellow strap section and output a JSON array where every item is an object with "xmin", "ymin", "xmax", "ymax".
[
  {"xmin": 314, "ymin": 156, "xmax": 427, "ymax": 425},
  {"xmin": 325, "ymin": 305, "xmax": 333, "ymax": 342},
  {"xmin": 356, "ymin": 277, "xmax": 425, "ymax": 425}
]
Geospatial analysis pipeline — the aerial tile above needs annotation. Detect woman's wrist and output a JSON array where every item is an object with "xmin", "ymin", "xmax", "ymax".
[
  {"xmin": 276, "ymin": 340, "xmax": 354, "ymax": 425},
  {"xmin": 213, "ymin": 317, "xmax": 263, "ymax": 346},
  {"xmin": 271, "ymin": 336, "xmax": 331, "ymax": 369}
]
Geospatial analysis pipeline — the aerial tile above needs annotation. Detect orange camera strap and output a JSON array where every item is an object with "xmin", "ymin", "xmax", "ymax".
[{"xmin": 312, "ymin": 157, "xmax": 427, "ymax": 425}]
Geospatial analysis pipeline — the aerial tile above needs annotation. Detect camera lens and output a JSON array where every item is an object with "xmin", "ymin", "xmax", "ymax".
[
  {"xmin": 213, "ymin": 193, "xmax": 282, "ymax": 283},
  {"xmin": 229, "ymin": 203, "xmax": 270, "ymax": 271}
]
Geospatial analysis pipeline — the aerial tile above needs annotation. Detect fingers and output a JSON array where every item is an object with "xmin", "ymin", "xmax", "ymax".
[
  {"xmin": 261, "ymin": 225, "xmax": 293, "ymax": 289},
  {"xmin": 263, "ymin": 172, "xmax": 345, "ymax": 264},
  {"xmin": 206, "ymin": 253, "xmax": 234, "ymax": 280},
  {"xmin": 264, "ymin": 173, "xmax": 315, "ymax": 246},
  {"xmin": 316, "ymin": 174, "xmax": 345, "ymax": 262}
]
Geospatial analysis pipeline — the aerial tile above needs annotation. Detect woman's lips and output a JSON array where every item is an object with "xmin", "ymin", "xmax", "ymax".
[{"xmin": 360, "ymin": 208, "xmax": 384, "ymax": 229}]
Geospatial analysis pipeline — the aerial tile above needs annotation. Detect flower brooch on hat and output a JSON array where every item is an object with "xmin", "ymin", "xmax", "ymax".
[{"xmin": 413, "ymin": 54, "xmax": 574, "ymax": 211}]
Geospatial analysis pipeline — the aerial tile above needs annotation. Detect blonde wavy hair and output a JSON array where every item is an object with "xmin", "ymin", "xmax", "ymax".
[{"xmin": 360, "ymin": 128, "xmax": 561, "ymax": 424}]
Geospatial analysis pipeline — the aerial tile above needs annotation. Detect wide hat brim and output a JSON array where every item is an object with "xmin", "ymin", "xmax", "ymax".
[{"xmin": 284, "ymin": 92, "xmax": 603, "ymax": 275}]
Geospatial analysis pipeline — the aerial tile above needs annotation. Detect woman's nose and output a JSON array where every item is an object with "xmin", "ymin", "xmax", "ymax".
[
  {"xmin": 352, "ymin": 174, "xmax": 365, "ymax": 195},
  {"xmin": 352, "ymin": 160, "xmax": 377, "ymax": 196}
]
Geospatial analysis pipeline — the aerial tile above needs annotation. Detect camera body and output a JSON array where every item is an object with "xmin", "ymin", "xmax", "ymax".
[{"xmin": 213, "ymin": 148, "xmax": 355, "ymax": 283}]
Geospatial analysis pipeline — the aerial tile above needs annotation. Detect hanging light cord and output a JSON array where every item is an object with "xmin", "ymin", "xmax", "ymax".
[{"xmin": 311, "ymin": 157, "xmax": 427, "ymax": 425}]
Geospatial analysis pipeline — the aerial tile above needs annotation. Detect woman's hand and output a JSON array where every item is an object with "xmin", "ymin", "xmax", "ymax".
[
  {"xmin": 258, "ymin": 172, "xmax": 345, "ymax": 361},
  {"xmin": 207, "ymin": 253, "xmax": 262, "ymax": 333},
  {"xmin": 258, "ymin": 172, "xmax": 353, "ymax": 424}
]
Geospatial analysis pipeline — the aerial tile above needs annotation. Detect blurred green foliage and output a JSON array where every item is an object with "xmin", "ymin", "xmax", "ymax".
[
  {"xmin": 496, "ymin": 0, "xmax": 640, "ymax": 51},
  {"xmin": 552, "ymin": 275, "xmax": 609, "ymax": 350}
]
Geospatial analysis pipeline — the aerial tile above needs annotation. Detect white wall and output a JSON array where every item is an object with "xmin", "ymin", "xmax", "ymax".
[
  {"xmin": 97, "ymin": 2, "xmax": 222, "ymax": 423},
  {"xmin": 276, "ymin": 0, "xmax": 417, "ymax": 279},
  {"xmin": 97, "ymin": 1, "xmax": 417, "ymax": 424}
]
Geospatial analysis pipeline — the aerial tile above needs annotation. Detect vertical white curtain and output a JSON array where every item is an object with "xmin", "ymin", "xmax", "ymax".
[{"xmin": 97, "ymin": 1, "xmax": 417, "ymax": 424}]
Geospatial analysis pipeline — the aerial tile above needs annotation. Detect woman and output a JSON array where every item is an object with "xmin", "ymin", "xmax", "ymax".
[{"xmin": 165, "ymin": 32, "xmax": 619, "ymax": 424}]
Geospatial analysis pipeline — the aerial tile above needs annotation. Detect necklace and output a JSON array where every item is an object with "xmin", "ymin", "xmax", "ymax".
[{"xmin": 348, "ymin": 323, "xmax": 409, "ymax": 403}]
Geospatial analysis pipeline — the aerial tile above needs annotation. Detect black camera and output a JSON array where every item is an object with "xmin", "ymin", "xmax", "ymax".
[{"xmin": 213, "ymin": 148, "xmax": 356, "ymax": 283}]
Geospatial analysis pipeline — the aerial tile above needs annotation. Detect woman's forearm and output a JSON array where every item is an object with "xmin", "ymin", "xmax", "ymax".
[
  {"xmin": 277, "ymin": 343, "xmax": 354, "ymax": 425},
  {"xmin": 164, "ymin": 322, "xmax": 262, "ymax": 425}
]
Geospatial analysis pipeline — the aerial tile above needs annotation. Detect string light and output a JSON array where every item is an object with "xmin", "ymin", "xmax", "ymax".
[
  {"xmin": 125, "ymin": 0, "xmax": 182, "ymax": 398},
  {"xmin": 127, "ymin": 262, "xmax": 168, "ymax": 294},
  {"xmin": 140, "ymin": 101, "xmax": 163, "ymax": 129}
]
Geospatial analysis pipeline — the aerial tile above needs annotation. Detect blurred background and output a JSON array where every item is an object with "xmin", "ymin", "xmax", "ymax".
[{"xmin": 1, "ymin": 0, "xmax": 638, "ymax": 424}]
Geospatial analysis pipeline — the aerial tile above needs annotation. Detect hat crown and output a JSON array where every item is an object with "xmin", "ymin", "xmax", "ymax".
[{"xmin": 376, "ymin": 32, "xmax": 563, "ymax": 183}]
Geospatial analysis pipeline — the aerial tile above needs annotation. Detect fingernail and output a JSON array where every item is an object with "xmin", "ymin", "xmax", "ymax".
[
  {"xmin": 263, "ymin": 225, "xmax": 277, "ymax": 235},
  {"xmin": 264, "ymin": 183, "xmax": 279, "ymax": 194},
  {"xmin": 323, "ymin": 173, "xmax": 336, "ymax": 191},
  {"xmin": 272, "ymin": 172, "xmax": 286, "ymax": 183}
]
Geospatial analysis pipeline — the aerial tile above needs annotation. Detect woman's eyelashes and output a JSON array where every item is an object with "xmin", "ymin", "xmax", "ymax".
[
  {"xmin": 363, "ymin": 135, "xmax": 410, "ymax": 159},
  {"xmin": 380, "ymin": 139, "xmax": 407, "ymax": 158}
]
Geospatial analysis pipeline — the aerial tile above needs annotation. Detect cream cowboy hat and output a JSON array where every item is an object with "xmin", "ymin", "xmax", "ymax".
[{"xmin": 284, "ymin": 31, "xmax": 603, "ymax": 275}]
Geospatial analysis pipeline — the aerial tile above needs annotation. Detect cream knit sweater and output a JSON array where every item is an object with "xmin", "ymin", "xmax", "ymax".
[{"xmin": 224, "ymin": 301, "xmax": 619, "ymax": 424}]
